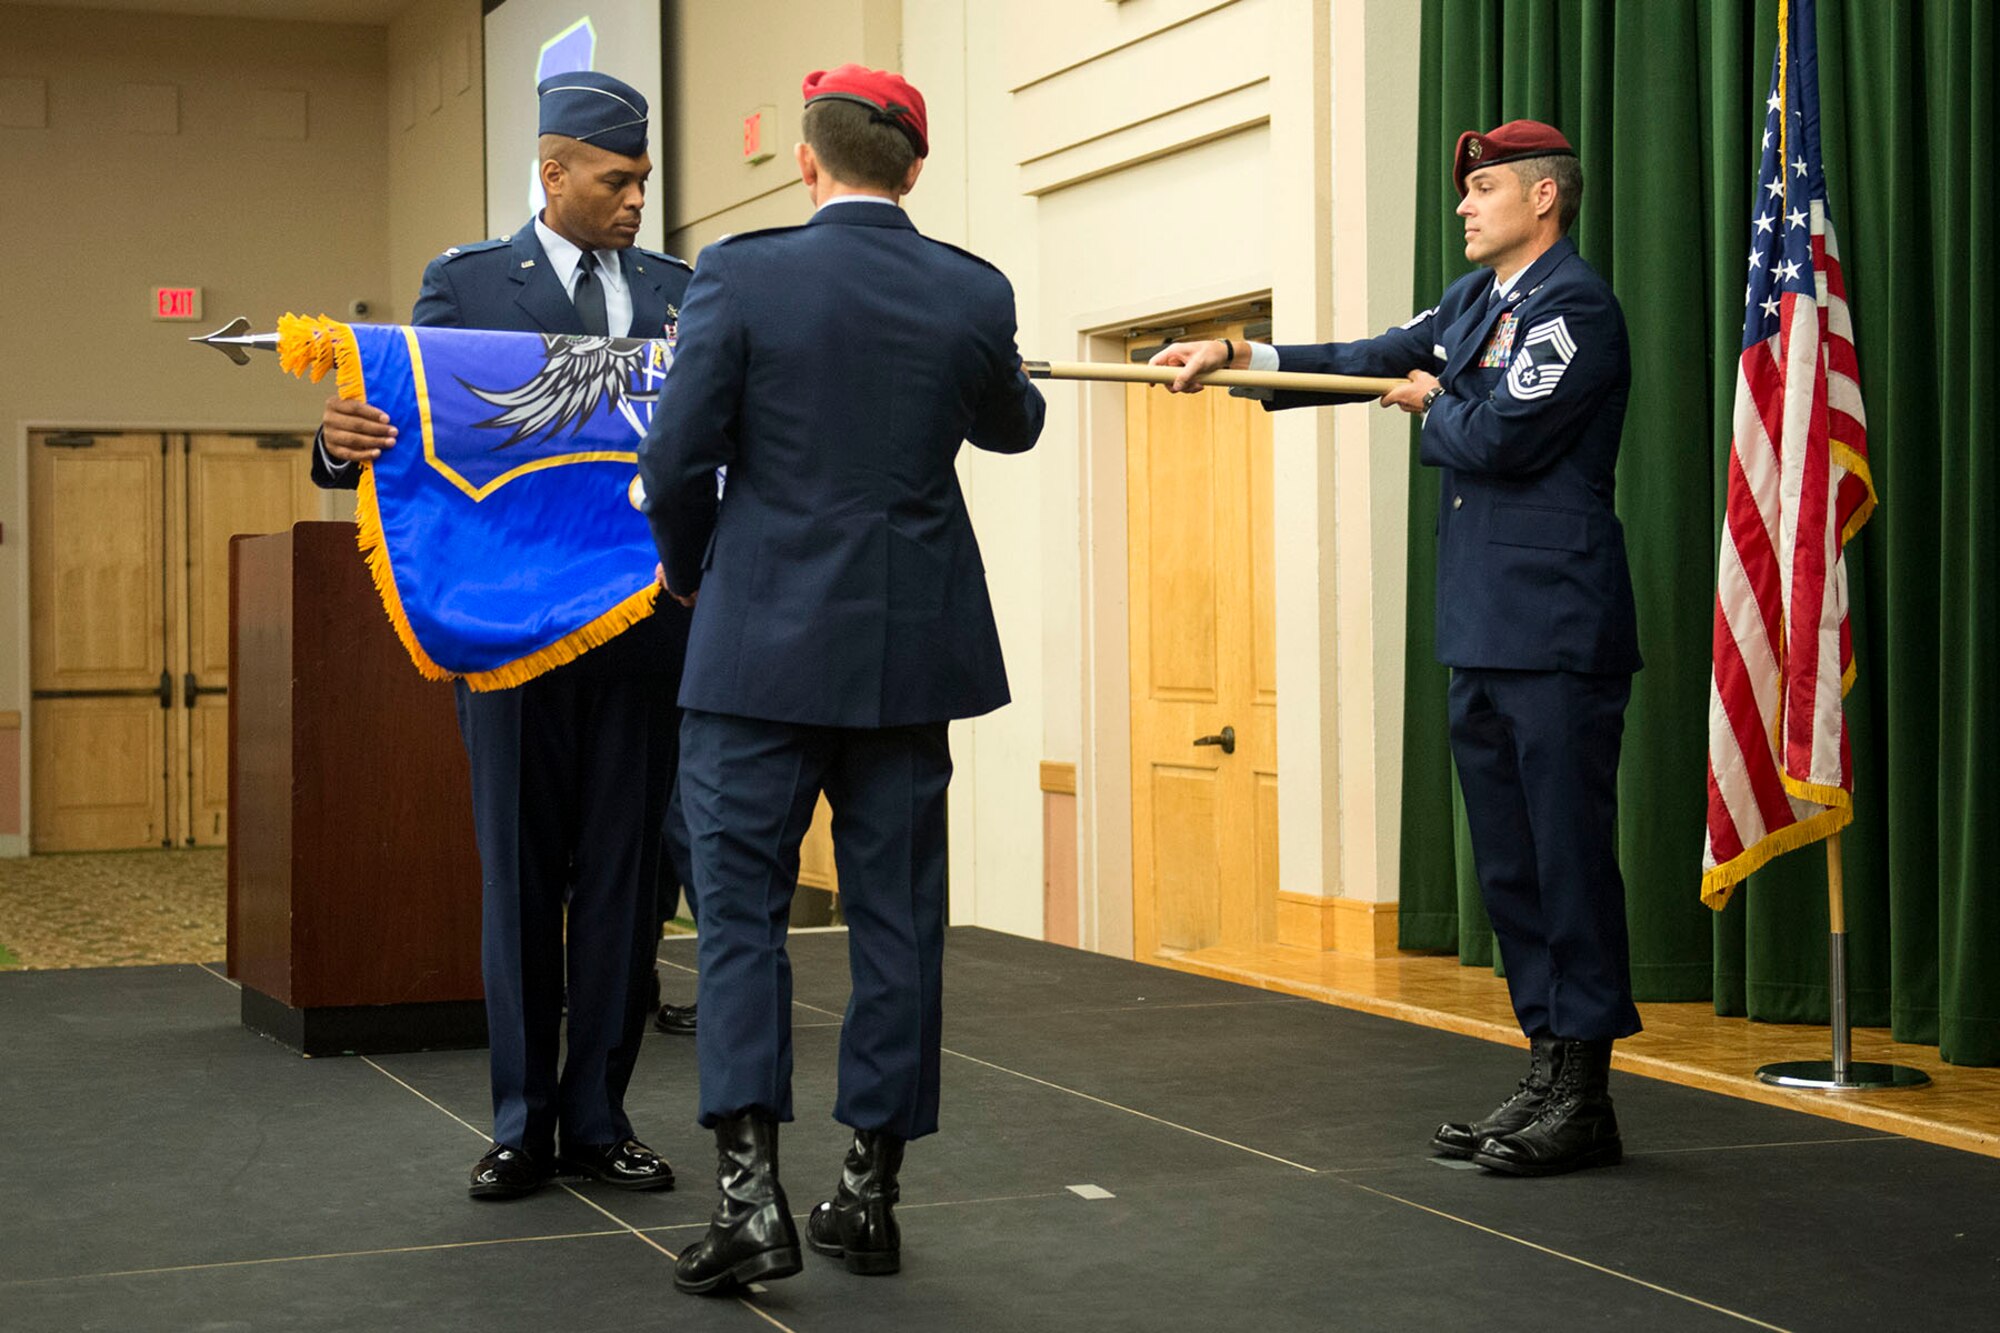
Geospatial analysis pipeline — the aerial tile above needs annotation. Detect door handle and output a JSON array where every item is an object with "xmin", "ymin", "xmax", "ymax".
[
  {"xmin": 1193, "ymin": 725, "xmax": 1236, "ymax": 755},
  {"xmin": 158, "ymin": 670, "xmax": 174, "ymax": 710}
]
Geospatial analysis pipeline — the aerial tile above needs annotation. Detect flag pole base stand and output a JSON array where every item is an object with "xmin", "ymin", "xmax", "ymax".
[{"xmin": 1755, "ymin": 1060, "xmax": 1930, "ymax": 1091}]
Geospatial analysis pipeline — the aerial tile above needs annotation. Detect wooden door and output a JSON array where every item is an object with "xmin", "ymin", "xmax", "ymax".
[
  {"xmin": 29, "ymin": 430, "xmax": 319, "ymax": 850},
  {"xmin": 179, "ymin": 433, "xmax": 319, "ymax": 844},
  {"xmin": 29, "ymin": 432, "xmax": 171, "ymax": 850},
  {"xmin": 1126, "ymin": 320, "xmax": 1279, "ymax": 961}
]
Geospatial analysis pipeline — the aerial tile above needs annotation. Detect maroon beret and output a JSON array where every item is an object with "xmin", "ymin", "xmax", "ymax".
[
  {"xmin": 1453, "ymin": 119, "xmax": 1575, "ymax": 195},
  {"xmin": 802, "ymin": 64, "xmax": 929, "ymax": 159}
]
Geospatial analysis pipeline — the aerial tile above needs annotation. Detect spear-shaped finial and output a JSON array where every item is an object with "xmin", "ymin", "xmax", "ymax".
[{"xmin": 189, "ymin": 316, "xmax": 278, "ymax": 365}]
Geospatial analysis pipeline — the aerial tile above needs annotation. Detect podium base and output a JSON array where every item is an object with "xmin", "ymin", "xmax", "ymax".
[
  {"xmin": 243, "ymin": 987, "xmax": 488, "ymax": 1057},
  {"xmin": 1755, "ymin": 1060, "xmax": 1931, "ymax": 1091}
]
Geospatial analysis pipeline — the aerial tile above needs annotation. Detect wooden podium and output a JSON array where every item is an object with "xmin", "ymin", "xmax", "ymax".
[{"xmin": 227, "ymin": 521, "xmax": 486, "ymax": 1055}]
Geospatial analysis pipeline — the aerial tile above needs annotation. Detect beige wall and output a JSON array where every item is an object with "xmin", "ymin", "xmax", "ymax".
[
  {"xmin": 664, "ymin": 0, "xmax": 902, "ymax": 259},
  {"xmin": 652, "ymin": 0, "xmax": 1419, "ymax": 943},
  {"xmin": 0, "ymin": 1, "xmax": 488, "ymax": 850},
  {"xmin": 386, "ymin": 0, "xmax": 485, "ymax": 318}
]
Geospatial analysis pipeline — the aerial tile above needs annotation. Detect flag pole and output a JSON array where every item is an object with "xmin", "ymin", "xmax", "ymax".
[
  {"xmin": 1756, "ymin": 828, "xmax": 1929, "ymax": 1091},
  {"xmin": 1023, "ymin": 360, "xmax": 1402, "ymax": 397}
]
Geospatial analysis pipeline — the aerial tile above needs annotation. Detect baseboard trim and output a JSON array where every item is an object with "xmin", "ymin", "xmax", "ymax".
[
  {"xmin": 0, "ymin": 835, "xmax": 25, "ymax": 859},
  {"xmin": 1275, "ymin": 892, "xmax": 1399, "ymax": 957}
]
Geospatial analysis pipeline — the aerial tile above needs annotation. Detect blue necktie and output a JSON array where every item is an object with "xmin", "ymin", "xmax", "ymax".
[{"xmin": 573, "ymin": 252, "xmax": 609, "ymax": 336}]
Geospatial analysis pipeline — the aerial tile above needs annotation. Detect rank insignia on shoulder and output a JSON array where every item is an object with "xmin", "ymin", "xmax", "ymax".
[
  {"xmin": 1400, "ymin": 305, "xmax": 1439, "ymax": 330},
  {"xmin": 520, "ymin": 260, "xmax": 536, "ymax": 269},
  {"xmin": 1506, "ymin": 316, "xmax": 1577, "ymax": 400},
  {"xmin": 444, "ymin": 246, "xmax": 461, "ymax": 257}
]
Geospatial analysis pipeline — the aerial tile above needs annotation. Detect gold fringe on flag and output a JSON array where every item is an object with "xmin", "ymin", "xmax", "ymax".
[{"xmin": 277, "ymin": 313, "xmax": 660, "ymax": 693}]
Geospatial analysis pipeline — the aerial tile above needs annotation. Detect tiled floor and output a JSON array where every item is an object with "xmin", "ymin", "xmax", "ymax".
[
  {"xmin": 1159, "ymin": 941, "xmax": 2000, "ymax": 1159},
  {"xmin": 3, "ymin": 929, "xmax": 1996, "ymax": 1331}
]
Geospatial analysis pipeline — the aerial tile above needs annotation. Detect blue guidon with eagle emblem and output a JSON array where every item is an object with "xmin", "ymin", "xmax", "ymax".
[{"xmin": 314, "ymin": 320, "xmax": 675, "ymax": 689}]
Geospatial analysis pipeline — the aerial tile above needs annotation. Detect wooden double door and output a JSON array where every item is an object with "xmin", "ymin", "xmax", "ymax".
[
  {"xmin": 29, "ymin": 431, "xmax": 322, "ymax": 851},
  {"xmin": 1126, "ymin": 317, "xmax": 1281, "ymax": 961}
]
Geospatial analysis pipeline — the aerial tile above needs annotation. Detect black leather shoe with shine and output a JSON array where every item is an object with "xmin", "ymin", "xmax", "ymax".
[
  {"xmin": 655, "ymin": 1001, "xmax": 698, "ymax": 1036},
  {"xmin": 1474, "ymin": 1038, "xmax": 1624, "ymax": 1176},
  {"xmin": 1431, "ymin": 1034, "xmax": 1565, "ymax": 1159},
  {"xmin": 806, "ymin": 1129, "xmax": 905, "ymax": 1275},
  {"xmin": 558, "ymin": 1138, "xmax": 675, "ymax": 1191},
  {"xmin": 468, "ymin": 1143, "xmax": 552, "ymax": 1200},
  {"xmin": 673, "ymin": 1113, "xmax": 803, "ymax": 1295}
]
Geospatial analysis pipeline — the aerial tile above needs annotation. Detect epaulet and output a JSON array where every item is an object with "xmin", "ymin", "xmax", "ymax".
[
  {"xmin": 632, "ymin": 245, "xmax": 695, "ymax": 273},
  {"xmin": 922, "ymin": 235, "xmax": 1004, "ymax": 276},
  {"xmin": 436, "ymin": 236, "xmax": 511, "ymax": 263}
]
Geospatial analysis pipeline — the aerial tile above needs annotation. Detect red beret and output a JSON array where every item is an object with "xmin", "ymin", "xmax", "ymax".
[
  {"xmin": 1453, "ymin": 119, "xmax": 1574, "ymax": 195},
  {"xmin": 802, "ymin": 64, "xmax": 929, "ymax": 159}
]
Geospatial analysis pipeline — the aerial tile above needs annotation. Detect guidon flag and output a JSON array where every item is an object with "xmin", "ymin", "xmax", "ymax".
[{"xmin": 278, "ymin": 314, "xmax": 672, "ymax": 690}]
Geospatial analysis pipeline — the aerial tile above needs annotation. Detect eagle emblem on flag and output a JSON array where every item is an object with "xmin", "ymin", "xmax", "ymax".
[{"xmin": 275, "ymin": 315, "xmax": 673, "ymax": 691}]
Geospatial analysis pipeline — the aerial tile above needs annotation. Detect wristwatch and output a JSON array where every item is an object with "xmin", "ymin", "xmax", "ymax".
[{"xmin": 1420, "ymin": 386, "xmax": 1446, "ymax": 413}]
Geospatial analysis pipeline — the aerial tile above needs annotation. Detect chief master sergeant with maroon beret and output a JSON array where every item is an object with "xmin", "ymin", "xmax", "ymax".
[{"xmin": 1154, "ymin": 119, "xmax": 1643, "ymax": 1177}]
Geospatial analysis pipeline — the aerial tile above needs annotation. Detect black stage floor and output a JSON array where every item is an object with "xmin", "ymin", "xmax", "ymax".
[{"xmin": 3, "ymin": 928, "xmax": 1994, "ymax": 1331}]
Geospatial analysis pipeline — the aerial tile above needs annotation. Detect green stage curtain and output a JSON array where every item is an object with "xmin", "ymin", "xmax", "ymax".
[{"xmin": 1394, "ymin": 0, "xmax": 1999, "ymax": 1065}]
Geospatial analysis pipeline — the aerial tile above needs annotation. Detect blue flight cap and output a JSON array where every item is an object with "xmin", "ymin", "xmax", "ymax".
[{"xmin": 536, "ymin": 71, "xmax": 648, "ymax": 157}]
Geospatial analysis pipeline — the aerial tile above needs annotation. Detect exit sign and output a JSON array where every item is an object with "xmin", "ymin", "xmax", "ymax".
[
  {"xmin": 154, "ymin": 286, "xmax": 203, "ymax": 321},
  {"xmin": 742, "ymin": 104, "xmax": 775, "ymax": 165}
]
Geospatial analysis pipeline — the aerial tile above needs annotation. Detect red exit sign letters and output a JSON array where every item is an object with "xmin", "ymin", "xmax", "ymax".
[
  {"xmin": 154, "ymin": 286, "xmax": 202, "ymax": 321},
  {"xmin": 742, "ymin": 105, "xmax": 776, "ymax": 165}
]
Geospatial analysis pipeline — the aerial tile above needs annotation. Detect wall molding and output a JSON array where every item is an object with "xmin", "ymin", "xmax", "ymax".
[
  {"xmin": 1039, "ymin": 761, "xmax": 1077, "ymax": 796},
  {"xmin": 0, "ymin": 711, "xmax": 20, "ymax": 730},
  {"xmin": 1275, "ymin": 891, "xmax": 1399, "ymax": 957}
]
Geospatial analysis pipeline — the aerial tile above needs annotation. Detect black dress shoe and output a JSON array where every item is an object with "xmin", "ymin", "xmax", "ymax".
[
  {"xmin": 1431, "ymin": 1035, "xmax": 1565, "ymax": 1159},
  {"xmin": 1474, "ymin": 1038, "xmax": 1623, "ymax": 1176},
  {"xmin": 806, "ymin": 1129, "xmax": 904, "ymax": 1275},
  {"xmin": 468, "ymin": 1143, "xmax": 552, "ymax": 1200},
  {"xmin": 559, "ymin": 1138, "xmax": 675, "ymax": 1190},
  {"xmin": 655, "ymin": 1002, "xmax": 698, "ymax": 1036},
  {"xmin": 674, "ymin": 1113, "xmax": 803, "ymax": 1295}
]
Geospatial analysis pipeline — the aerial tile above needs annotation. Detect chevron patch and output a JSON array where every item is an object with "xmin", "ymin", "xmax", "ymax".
[{"xmin": 1506, "ymin": 316, "xmax": 1577, "ymax": 400}]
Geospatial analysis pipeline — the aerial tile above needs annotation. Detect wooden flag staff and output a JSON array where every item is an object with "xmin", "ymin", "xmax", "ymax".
[
  {"xmin": 1023, "ymin": 360, "xmax": 1403, "ymax": 398},
  {"xmin": 1755, "ymin": 830, "xmax": 1928, "ymax": 1091}
]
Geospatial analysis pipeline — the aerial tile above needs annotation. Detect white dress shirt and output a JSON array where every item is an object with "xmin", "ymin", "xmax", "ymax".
[{"xmin": 533, "ymin": 217, "xmax": 634, "ymax": 338}]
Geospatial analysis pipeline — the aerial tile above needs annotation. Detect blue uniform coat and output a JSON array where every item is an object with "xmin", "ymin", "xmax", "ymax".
[
  {"xmin": 638, "ymin": 203, "xmax": 1045, "ymax": 727},
  {"xmin": 1264, "ymin": 235, "xmax": 1642, "ymax": 1042},
  {"xmin": 1270, "ymin": 235, "xmax": 1642, "ymax": 675}
]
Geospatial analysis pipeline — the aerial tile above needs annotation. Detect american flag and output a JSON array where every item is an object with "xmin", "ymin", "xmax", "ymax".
[{"xmin": 1701, "ymin": 0, "xmax": 1877, "ymax": 909}]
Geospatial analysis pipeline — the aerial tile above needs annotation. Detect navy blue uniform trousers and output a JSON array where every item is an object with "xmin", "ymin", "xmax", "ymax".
[
  {"xmin": 455, "ymin": 662, "xmax": 675, "ymax": 1154},
  {"xmin": 680, "ymin": 709, "xmax": 951, "ymax": 1140},
  {"xmin": 1448, "ymin": 668, "xmax": 1642, "ymax": 1042}
]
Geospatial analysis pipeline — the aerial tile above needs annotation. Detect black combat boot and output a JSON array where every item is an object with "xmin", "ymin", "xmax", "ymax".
[
  {"xmin": 672, "ymin": 1113, "xmax": 803, "ymax": 1294},
  {"xmin": 1472, "ymin": 1038, "xmax": 1622, "ymax": 1176},
  {"xmin": 805, "ymin": 1129, "xmax": 906, "ymax": 1275},
  {"xmin": 1431, "ymin": 1035, "xmax": 1566, "ymax": 1159}
]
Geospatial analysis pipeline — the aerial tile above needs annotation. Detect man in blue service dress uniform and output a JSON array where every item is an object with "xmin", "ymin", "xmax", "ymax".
[
  {"xmin": 313, "ymin": 71, "xmax": 693, "ymax": 1199},
  {"xmin": 1155, "ymin": 120, "xmax": 1642, "ymax": 1177},
  {"xmin": 637, "ymin": 65, "xmax": 1045, "ymax": 1292}
]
